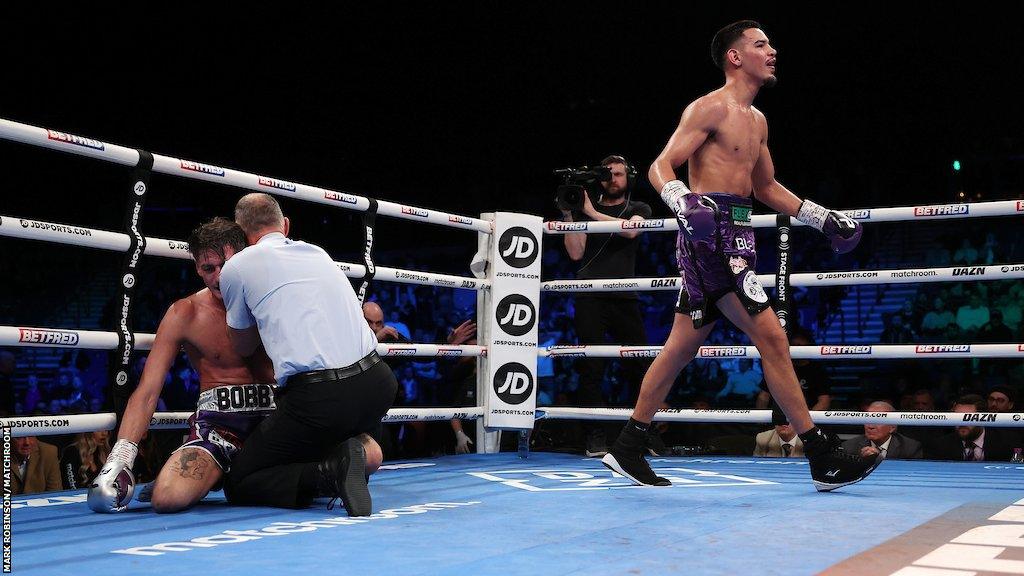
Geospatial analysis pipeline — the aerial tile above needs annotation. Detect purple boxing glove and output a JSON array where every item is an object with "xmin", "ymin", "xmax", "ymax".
[
  {"xmin": 797, "ymin": 199, "xmax": 862, "ymax": 254},
  {"xmin": 660, "ymin": 180, "xmax": 719, "ymax": 241}
]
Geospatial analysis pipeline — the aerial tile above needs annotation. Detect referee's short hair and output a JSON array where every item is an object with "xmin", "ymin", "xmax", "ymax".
[{"xmin": 235, "ymin": 193, "xmax": 285, "ymax": 235}]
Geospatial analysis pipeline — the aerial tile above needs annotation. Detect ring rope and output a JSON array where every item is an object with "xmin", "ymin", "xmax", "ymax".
[
  {"xmin": 0, "ymin": 118, "xmax": 491, "ymax": 233},
  {"xmin": 0, "ymin": 214, "xmax": 490, "ymax": 291},
  {"xmin": 541, "ymin": 263, "xmax": 1024, "ymax": 292},
  {"xmin": 0, "ymin": 407, "xmax": 486, "ymax": 438},
  {"xmin": 543, "ymin": 199, "xmax": 1024, "ymax": 234},
  {"xmin": 538, "ymin": 407, "xmax": 1024, "ymax": 428},
  {"xmin": 542, "ymin": 343, "xmax": 1024, "ymax": 359}
]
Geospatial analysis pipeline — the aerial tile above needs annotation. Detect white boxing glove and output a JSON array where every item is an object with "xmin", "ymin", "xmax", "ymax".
[{"xmin": 88, "ymin": 439, "xmax": 138, "ymax": 513}]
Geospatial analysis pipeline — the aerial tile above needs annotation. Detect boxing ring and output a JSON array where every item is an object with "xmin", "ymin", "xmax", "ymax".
[{"xmin": 2, "ymin": 117, "xmax": 1024, "ymax": 575}]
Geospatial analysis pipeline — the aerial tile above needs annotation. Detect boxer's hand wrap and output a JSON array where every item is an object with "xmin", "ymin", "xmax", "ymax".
[
  {"xmin": 88, "ymin": 439, "xmax": 138, "ymax": 513},
  {"xmin": 797, "ymin": 199, "xmax": 862, "ymax": 254},
  {"xmin": 661, "ymin": 180, "xmax": 718, "ymax": 241}
]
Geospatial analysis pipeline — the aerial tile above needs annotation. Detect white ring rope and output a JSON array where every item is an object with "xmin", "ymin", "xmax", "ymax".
[
  {"xmin": 0, "ymin": 214, "xmax": 490, "ymax": 291},
  {"xmin": 542, "ymin": 264, "xmax": 1024, "ymax": 293},
  {"xmin": 0, "ymin": 118, "xmax": 492, "ymax": 233},
  {"xmin": 539, "ymin": 407, "xmax": 1024, "ymax": 428},
  {"xmin": 544, "ymin": 200, "xmax": 1024, "ymax": 234},
  {"xmin": 0, "ymin": 325, "xmax": 485, "ymax": 358},
  {"xmin": 0, "ymin": 407, "xmax": 486, "ymax": 438},
  {"xmin": 542, "ymin": 343, "xmax": 1024, "ymax": 359}
]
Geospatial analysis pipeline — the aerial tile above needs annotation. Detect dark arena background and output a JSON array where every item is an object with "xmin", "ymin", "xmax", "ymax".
[{"xmin": 2, "ymin": 6, "xmax": 1023, "ymax": 576}]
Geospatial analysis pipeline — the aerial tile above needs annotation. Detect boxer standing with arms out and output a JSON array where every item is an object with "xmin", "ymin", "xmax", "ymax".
[
  {"xmin": 221, "ymin": 193, "xmax": 395, "ymax": 516},
  {"xmin": 90, "ymin": 218, "xmax": 279, "ymax": 513},
  {"xmin": 602, "ymin": 20, "xmax": 878, "ymax": 491}
]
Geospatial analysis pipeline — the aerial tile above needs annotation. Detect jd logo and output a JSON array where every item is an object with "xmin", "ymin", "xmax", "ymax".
[
  {"xmin": 496, "ymin": 294, "xmax": 535, "ymax": 336},
  {"xmin": 493, "ymin": 362, "xmax": 534, "ymax": 405},
  {"xmin": 498, "ymin": 227, "xmax": 538, "ymax": 268}
]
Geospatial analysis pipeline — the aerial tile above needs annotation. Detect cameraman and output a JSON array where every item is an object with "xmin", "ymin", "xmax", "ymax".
[{"xmin": 560, "ymin": 155, "xmax": 653, "ymax": 457}]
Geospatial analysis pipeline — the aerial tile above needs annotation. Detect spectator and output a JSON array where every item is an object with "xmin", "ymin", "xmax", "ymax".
[
  {"xmin": 11, "ymin": 436, "xmax": 62, "ymax": 495},
  {"xmin": 22, "ymin": 374, "xmax": 42, "ymax": 415},
  {"xmin": 753, "ymin": 424, "xmax": 803, "ymax": 457},
  {"xmin": 952, "ymin": 238, "xmax": 978, "ymax": 265},
  {"xmin": 978, "ymin": 310, "xmax": 1013, "ymax": 343},
  {"xmin": 956, "ymin": 293, "xmax": 990, "ymax": 333},
  {"xmin": 715, "ymin": 359, "xmax": 763, "ymax": 406},
  {"xmin": 995, "ymin": 293, "xmax": 1021, "ymax": 333},
  {"xmin": 60, "ymin": 430, "xmax": 111, "ymax": 489},
  {"xmin": 921, "ymin": 298, "xmax": 955, "ymax": 336},
  {"xmin": 987, "ymin": 385, "xmax": 1016, "ymax": 413},
  {"xmin": 841, "ymin": 401, "xmax": 922, "ymax": 460},
  {"xmin": 925, "ymin": 394, "xmax": 1014, "ymax": 461},
  {"xmin": 880, "ymin": 314, "xmax": 918, "ymax": 344}
]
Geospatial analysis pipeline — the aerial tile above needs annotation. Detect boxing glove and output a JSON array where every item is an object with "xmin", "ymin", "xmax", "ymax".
[{"xmin": 88, "ymin": 439, "xmax": 138, "ymax": 513}]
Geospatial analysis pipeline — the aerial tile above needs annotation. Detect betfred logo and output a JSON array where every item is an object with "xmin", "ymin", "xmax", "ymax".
[
  {"xmin": 492, "ymin": 362, "xmax": 534, "ymax": 405},
  {"xmin": 621, "ymin": 220, "xmax": 665, "ymax": 230},
  {"xmin": 913, "ymin": 204, "xmax": 968, "ymax": 217},
  {"xmin": 650, "ymin": 278, "xmax": 678, "ymax": 288},
  {"xmin": 448, "ymin": 215, "xmax": 473, "ymax": 226},
  {"xmin": 436, "ymin": 348, "xmax": 463, "ymax": 357},
  {"xmin": 961, "ymin": 413, "xmax": 996, "ymax": 423},
  {"xmin": 324, "ymin": 191, "xmax": 358, "ymax": 204},
  {"xmin": 496, "ymin": 294, "xmax": 536, "ymax": 336},
  {"xmin": 699, "ymin": 347, "xmax": 747, "ymax": 358},
  {"xmin": 179, "ymin": 160, "xmax": 225, "ymax": 176},
  {"xmin": 401, "ymin": 206, "xmax": 429, "ymax": 218},
  {"xmin": 258, "ymin": 176, "xmax": 296, "ymax": 192},
  {"xmin": 18, "ymin": 328, "xmax": 80, "ymax": 346},
  {"xmin": 820, "ymin": 345, "xmax": 872, "ymax": 355},
  {"xmin": 385, "ymin": 347, "xmax": 418, "ymax": 356},
  {"xmin": 46, "ymin": 129, "xmax": 104, "ymax": 150},
  {"xmin": 620, "ymin": 348, "xmax": 659, "ymax": 358},
  {"xmin": 843, "ymin": 209, "xmax": 871, "ymax": 220},
  {"xmin": 915, "ymin": 345, "xmax": 970, "ymax": 353},
  {"xmin": 1017, "ymin": 200, "xmax": 1024, "ymax": 212},
  {"xmin": 549, "ymin": 222, "xmax": 588, "ymax": 231},
  {"xmin": 498, "ymin": 227, "xmax": 539, "ymax": 268},
  {"xmin": 546, "ymin": 346, "xmax": 587, "ymax": 357}
]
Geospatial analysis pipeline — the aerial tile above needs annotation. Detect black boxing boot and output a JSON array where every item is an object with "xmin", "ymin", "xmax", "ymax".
[
  {"xmin": 800, "ymin": 426, "xmax": 882, "ymax": 492},
  {"xmin": 317, "ymin": 437, "xmax": 371, "ymax": 516},
  {"xmin": 602, "ymin": 418, "xmax": 671, "ymax": 486}
]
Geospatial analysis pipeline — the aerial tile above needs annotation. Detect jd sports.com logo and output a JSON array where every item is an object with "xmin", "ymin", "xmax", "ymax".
[
  {"xmin": 493, "ymin": 362, "xmax": 534, "ymax": 405},
  {"xmin": 496, "ymin": 294, "xmax": 535, "ymax": 336},
  {"xmin": 498, "ymin": 227, "xmax": 538, "ymax": 268}
]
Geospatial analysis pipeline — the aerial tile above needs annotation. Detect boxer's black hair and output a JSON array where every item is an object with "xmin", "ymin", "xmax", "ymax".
[
  {"xmin": 188, "ymin": 217, "xmax": 247, "ymax": 260},
  {"xmin": 711, "ymin": 20, "xmax": 762, "ymax": 70}
]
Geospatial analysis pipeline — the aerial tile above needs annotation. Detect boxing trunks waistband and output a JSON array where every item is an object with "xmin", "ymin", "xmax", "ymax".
[
  {"xmin": 286, "ymin": 351, "xmax": 382, "ymax": 387},
  {"xmin": 196, "ymin": 383, "xmax": 277, "ymax": 413}
]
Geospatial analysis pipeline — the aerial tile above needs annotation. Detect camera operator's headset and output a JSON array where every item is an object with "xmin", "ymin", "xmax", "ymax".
[{"xmin": 576, "ymin": 154, "xmax": 639, "ymax": 274}]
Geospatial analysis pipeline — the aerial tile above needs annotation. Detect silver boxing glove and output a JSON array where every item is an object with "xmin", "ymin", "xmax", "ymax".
[{"xmin": 88, "ymin": 439, "xmax": 138, "ymax": 513}]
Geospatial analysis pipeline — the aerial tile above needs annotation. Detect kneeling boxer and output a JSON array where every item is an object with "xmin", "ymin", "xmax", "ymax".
[{"xmin": 89, "ymin": 218, "xmax": 384, "ymax": 513}]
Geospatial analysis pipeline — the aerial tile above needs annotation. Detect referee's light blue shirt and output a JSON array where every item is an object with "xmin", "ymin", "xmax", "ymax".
[{"xmin": 220, "ymin": 232, "xmax": 378, "ymax": 386}]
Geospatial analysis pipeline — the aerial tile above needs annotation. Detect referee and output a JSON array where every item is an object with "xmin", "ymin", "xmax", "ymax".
[{"xmin": 220, "ymin": 193, "xmax": 397, "ymax": 516}]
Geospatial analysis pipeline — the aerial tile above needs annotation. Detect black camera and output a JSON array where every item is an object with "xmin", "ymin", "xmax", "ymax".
[{"xmin": 553, "ymin": 165, "xmax": 612, "ymax": 212}]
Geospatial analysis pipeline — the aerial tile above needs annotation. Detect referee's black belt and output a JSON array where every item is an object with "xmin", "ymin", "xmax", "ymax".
[{"xmin": 286, "ymin": 351, "xmax": 382, "ymax": 387}]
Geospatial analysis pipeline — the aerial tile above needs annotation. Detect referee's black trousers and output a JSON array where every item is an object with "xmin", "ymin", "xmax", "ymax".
[{"xmin": 224, "ymin": 359, "xmax": 397, "ymax": 508}]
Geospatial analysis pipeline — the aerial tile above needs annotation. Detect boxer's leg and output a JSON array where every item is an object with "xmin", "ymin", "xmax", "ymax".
[
  {"xmin": 714, "ymin": 294, "xmax": 812, "ymax": 433},
  {"xmin": 149, "ymin": 447, "xmax": 223, "ymax": 513}
]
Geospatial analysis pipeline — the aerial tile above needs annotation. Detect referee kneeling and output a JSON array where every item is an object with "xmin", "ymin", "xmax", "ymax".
[{"xmin": 220, "ymin": 193, "xmax": 396, "ymax": 516}]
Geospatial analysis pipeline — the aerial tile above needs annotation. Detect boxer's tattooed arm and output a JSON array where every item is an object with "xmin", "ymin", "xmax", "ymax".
[{"xmin": 172, "ymin": 450, "xmax": 209, "ymax": 480}]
